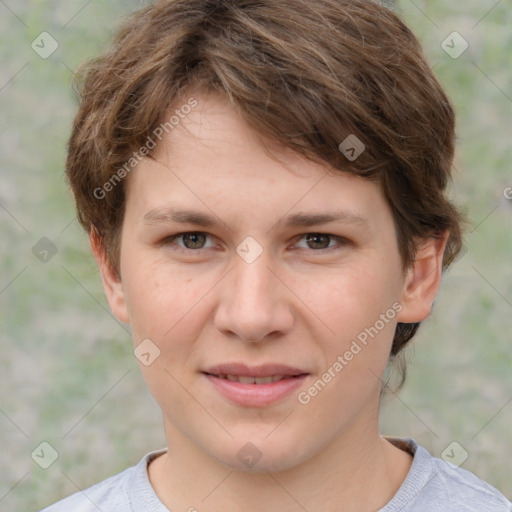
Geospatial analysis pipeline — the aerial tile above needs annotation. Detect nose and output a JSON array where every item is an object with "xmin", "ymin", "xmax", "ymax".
[{"xmin": 213, "ymin": 250, "xmax": 294, "ymax": 343}]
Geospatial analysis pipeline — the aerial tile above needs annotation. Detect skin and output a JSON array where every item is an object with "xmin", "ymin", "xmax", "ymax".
[{"xmin": 91, "ymin": 90, "xmax": 448, "ymax": 511}]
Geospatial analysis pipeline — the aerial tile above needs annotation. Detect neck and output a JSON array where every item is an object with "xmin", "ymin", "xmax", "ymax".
[{"xmin": 148, "ymin": 417, "xmax": 412, "ymax": 512}]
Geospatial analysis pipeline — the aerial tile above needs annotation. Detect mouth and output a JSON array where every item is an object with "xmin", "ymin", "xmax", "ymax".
[
  {"xmin": 203, "ymin": 373, "xmax": 302, "ymax": 384},
  {"xmin": 201, "ymin": 363, "xmax": 309, "ymax": 406}
]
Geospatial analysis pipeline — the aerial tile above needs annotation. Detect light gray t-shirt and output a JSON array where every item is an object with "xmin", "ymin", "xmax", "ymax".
[{"xmin": 40, "ymin": 438, "xmax": 512, "ymax": 511}]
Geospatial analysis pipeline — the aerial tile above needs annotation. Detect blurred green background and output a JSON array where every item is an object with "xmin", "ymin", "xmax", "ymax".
[{"xmin": 0, "ymin": 1, "xmax": 511, "ymax": 510}]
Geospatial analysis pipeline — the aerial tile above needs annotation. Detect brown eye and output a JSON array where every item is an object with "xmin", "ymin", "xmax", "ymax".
[
  {"xmin": 293, "ymin": 233, "xmax": 348, "ymax": 252},
  {"xmin": 181, "ymin": 232, "xmax": 207, "ymax": 249},
  {"xmin": 162, "ymin": 232, "xmax": 214, "ymax": 251},
  {"xmin": 305, "ymin": 233, "xmax": 331, "ymax": 249}
]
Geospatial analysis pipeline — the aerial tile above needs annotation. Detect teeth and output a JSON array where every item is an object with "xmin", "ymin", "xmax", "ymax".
[
  {"xmin": 218, "ymin": 374, "xmax": 289, "ymax": 384},
  {"xmin": 239, "ymin": 375, "xmax": 259, "ymax": 384}
]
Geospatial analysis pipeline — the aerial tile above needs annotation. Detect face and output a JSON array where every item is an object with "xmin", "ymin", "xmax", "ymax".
[{"xmin": 95, "ymin": 91, "xmax": 444, "ymax": 473}]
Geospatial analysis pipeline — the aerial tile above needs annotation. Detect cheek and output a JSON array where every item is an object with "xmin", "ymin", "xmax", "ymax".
[
  {"xmin": 121, "ymin": 254, "xmax": 205, "ymax": 345},
  {"xmin": 293, "ymin": 263, "xmax": 400, "ymax": 390},
  {"xmin": 293, "ymin": 271, "xmax": 398, "ymax": 421},
  {"xmin": 297, "ymin": 264, "xmax": 397, "ymax": 335},
  {"xmin": 123, "ymin": 261, "xmax": 210, "ymax": 396}
]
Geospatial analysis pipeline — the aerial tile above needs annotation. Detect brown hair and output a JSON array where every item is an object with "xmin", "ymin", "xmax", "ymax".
[{"xmin": 66, "ymin": 0, "xmax": 464, "ymax": 367}]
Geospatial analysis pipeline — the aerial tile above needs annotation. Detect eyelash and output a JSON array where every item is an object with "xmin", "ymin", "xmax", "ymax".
[{"xmin": 161, "ymin": 231, "xmax": 349, "ymax": 254}]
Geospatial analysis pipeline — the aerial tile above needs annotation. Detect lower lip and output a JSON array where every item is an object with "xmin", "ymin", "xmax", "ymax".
[{"xmin": 203, "ymin": 373, "xmax": 309, "ymax": 407}]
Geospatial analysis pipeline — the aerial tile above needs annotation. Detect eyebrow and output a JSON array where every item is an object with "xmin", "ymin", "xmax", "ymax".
[{"xmin": 142, "ymin": 207, "xmax": 369, "ymax": 229}]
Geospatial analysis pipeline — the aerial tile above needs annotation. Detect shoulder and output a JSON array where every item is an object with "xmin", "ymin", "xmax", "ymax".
[
  {"xmin": 427, "ymin": 450, "xmax": 512, "ymax": 511},
  {"xmin": 383, "ymin": 438, "xmax": 512, "ymax": 512},
  {"xmin": 39, "ymin": 467, "xmax": 134, "ymax": 512},
  {"xmin": 41, "ymin": 467, "xmax": 135, "ymax": 512},
  {"xmin": 38, "ymin": 449, "xmax": 167, "ymax": 512}
]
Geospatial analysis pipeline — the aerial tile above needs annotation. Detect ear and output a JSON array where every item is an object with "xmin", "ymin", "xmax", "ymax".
[
  {"xmin": 396, "ymin": 232, "xmax": 449, "ymax": 323},
  {"xmin": 89, "ymin": 228, "xmax": 130, "ymax": 325}
]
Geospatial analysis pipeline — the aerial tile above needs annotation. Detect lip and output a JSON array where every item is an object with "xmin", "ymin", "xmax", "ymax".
[
  {"xmin": 203, "ymin": 363, "xmax": 308, "ymax": 378},
  {"xmin": 201, "ymin": 363, "xmax": 309, "ymax": 407}
]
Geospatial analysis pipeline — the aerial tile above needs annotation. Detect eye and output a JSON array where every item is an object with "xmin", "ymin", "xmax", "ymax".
[
  {"xmin": 293, "ymin": 233, "xmax": 348, "ymax": 251},
  {"xmin": 161, "ymin": 231, "xmax": 348, "ymax": 253},
  {"xmin": 162, "ymin": 232, "xmax": 216, "ymax": 251}
]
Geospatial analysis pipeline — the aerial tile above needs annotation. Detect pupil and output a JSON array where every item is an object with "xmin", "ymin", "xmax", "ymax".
[
  {"xmin": 307, "ymin": 233, "xmax": 329, "ymax": 249},
  {"xmin": 184, "ymin": 233, "xmax": 205, "ymax": 249}
]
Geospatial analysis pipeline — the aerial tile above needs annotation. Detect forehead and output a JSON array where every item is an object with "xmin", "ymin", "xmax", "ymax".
[
  {"xmin": 124, "ymin": 91, "xmax": 390, "ymax": 228},
  {"xmin": 152, "ymin": 91, "xmax": 322, "ymax": 179}
]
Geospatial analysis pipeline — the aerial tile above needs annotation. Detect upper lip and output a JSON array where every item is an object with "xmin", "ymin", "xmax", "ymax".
[{"xmin": 202, "ymin": 363, "xmax": 309, "ymax": 378}]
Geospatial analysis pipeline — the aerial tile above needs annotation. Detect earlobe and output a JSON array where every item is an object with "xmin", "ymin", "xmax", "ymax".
[
  {"xmin": 89, "ymin": 228, "xmax": 130, "ymax": 325},
  {"xmin": 396, "ymin": 232, "xmax": 449, "ymax": 324}
]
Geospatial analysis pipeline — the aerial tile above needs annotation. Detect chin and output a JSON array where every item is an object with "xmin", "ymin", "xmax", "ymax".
[{"xmin": 209, "ymin": 433, "xmax": 311, "ymax": 474}]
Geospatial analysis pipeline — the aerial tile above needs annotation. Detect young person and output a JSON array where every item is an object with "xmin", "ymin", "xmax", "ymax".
[{"xmin": 41, "ymin": 0, "xmax": 512, "ymax": 510}]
